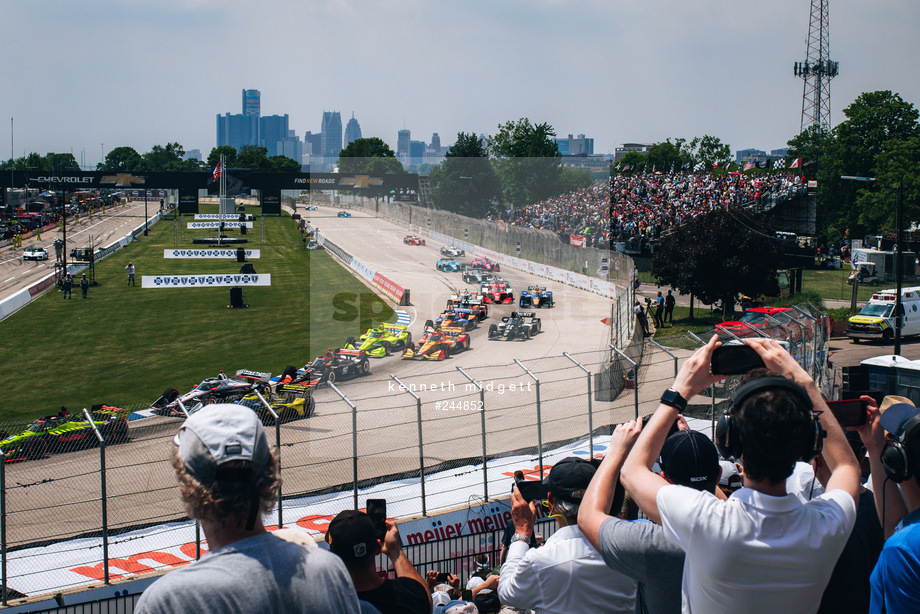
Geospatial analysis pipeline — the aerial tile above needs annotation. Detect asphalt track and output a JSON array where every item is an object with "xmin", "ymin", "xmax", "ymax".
[{"xmin": 6, "ymin": 202, "xmax": 651, "ymax": 547}]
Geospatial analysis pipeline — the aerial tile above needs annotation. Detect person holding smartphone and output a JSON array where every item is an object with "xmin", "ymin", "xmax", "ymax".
[{"xmin": 621, "ymin": 336, "xmax": 860, "ymax": 614}]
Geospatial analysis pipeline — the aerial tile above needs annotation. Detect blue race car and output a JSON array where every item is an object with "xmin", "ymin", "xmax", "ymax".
[
  {"xmin": 519, "ymin": 285, "xmax": 554, "ymax": 308},
  {"xmin": 436, "ymin": 259, "xmax": 463, "ymax": 272},
  {"xmin": 337, "ymin": 211, "xmax": 351, "ymax": 218}
]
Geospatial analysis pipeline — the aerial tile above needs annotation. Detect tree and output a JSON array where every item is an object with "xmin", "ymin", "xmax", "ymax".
[
  {"xmin": 142, "ymin": 142, "xmax": 187, "ymax": 171},
  {"xmin": 489, "ymin": 118, "xmax": 564, "ymax": 208},
  {"xmin": 237, "ymin": 146, "xmax": 270, "ymax": 170},
  {"xmin": 429, "ymin": 132, "xmax": 502, "ymax": 217},
  {"xmin": 646, "ymin": 138, "xmax": 691, "ymax": 173},
  {"xmin": 652, "ymin": 209, "xmax": 782, "ymax": 316},
  {"xmin": 97, "ymin": 147, "xmax": 143, "ymax": 171},
  {"xmin": 207, "ymin": 146, "xmax": 238, "ymax": 169},
  {"xmin": 687, "ymin": 135, "xmax": 732, "ymax": 166},
  {"xmin": 268, "ymin": 155, "xmax": 301, "ymax": 172},
  {"xmin": 337, "ymin": 137, "xmax": 397, "ymax": 174},
  {"xmin": 616, "ymin": 151, "xmax": 648, "ymax": 173}
]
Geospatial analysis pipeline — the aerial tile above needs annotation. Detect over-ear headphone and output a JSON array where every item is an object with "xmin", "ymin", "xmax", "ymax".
[
  {"xmin": 715, "ymin": 376, "xmax": 824, "ymax": 462},
  {"xmin": 881, "ymin": 412, "xmax": 920, "ymax": 483}
]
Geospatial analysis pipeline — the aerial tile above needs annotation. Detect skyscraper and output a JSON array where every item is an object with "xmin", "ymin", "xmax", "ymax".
[
  {"xmin": 242, "ymin": 89, "xmax": 261, "ymax": 118},
  {"xmin": 397, "ymin": 129, "xmax": 411, "ymax": 160},
  {"xmin": 260, "ymin": 114, "xmax": 290, "ymax": 157},
  {"xmin": 344, "ymin": 113, "xmax": 362, "ymax": 147},
  {"xmin": 217, "ymin": 113, "xmax": 258, "ymax": 152},
  {"xmin": 430, "ymin": 133, "xmax": 441, "ymax": 155},
  {"xmin": 321, "ymin": 111, "xmax": 343, "ymax": 159}
]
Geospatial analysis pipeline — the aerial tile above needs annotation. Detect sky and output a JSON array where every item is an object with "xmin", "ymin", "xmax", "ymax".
[{"xmin": 2, "ymin": 0, "xmax": 918, "ymax": 169}]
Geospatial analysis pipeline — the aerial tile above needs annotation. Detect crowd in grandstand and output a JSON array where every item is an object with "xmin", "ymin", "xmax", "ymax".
[{"xmin": 493, "ymin": 171, "xmax": 808, "ymax": 248}]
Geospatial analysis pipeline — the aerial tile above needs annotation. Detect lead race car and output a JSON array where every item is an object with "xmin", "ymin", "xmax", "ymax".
[
  {"xmin": 489, "ymin": 311, "xmax": 542, "ymax": 341},
  {"xmin": 0, "ymin": 405, "xmax": 130, "ymax": 461},
  {"xmin": 150, "ymin": 370, "xmax": 272, "ymax": 416},
  {"xmin": 440, "ymin": 245, "xmax": 465, "ymax": 258},
  {"xmin": 344, "ymin": 322, "xmax": 412, "ymax": 357}
]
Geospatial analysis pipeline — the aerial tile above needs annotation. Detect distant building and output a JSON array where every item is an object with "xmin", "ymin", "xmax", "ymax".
[
  {"xmin": 409, "ymin": 140, "xmax": 425, "ymax": 166},
  {"xmin": 260, "ymin": 114, "xmax": 290, "ymax": 157},
  {"xmin": 344, "ymin": 113, "xmax": 362, "ymax": 147},
  {"xmin": 278, "ymin": 137, "xmax": 304, "ymax": 166},
  {"xmin": 242, "ymin": 89, "xmax": 261, "ymax": 118},
  {"xmin": 217, "ymin": 113, "xmax": 258, "ymax": 152},
  {"xmin": 321, "ymin": 111, "xmax": 343, "ymax": 160},
  {"xmin": 614, "ymin": 143, "xmax": 652, "ymax": 163},
  {"xmin": 555, "ymin": 134, "xmax": 594, "ymax": 156},
  {"xmin": 430, "ymin": 133, "xmax": 441, "ymax": 155},
  {"xmin": 397, "ymin": 129, "xmax": 411, "ymax": 161},
  {"xmin": 303, "ymin": 131, "xmax": 322, "ymax": 156},
  {"xmin": 771, "ymin": 148, "xmax": 790, "ymax": 158},
  {"xmin": 184, "ymin": 149, "xmax": 202, "ymax": 162}
]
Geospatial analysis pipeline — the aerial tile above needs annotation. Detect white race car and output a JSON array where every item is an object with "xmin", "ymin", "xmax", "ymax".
[{"xmin": 23, "ymin": 247, "xmax": 49, "ymax": 261}]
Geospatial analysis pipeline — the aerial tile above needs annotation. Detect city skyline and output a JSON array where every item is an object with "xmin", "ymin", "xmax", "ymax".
[{"xmin": 2, "ymin": 1, "xmax": 918, "ymax": 168}]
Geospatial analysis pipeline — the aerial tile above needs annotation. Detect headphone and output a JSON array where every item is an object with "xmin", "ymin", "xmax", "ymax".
[
  {"xmin": 881, "ymin": 413, "xmax": 920, "ymax": 483},
  {"xmin": 715, "ymin": 377, "xmax": 824, "ymax": 462}
]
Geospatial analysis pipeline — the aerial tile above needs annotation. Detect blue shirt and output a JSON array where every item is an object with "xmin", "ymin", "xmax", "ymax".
[{"xmin": 869, "ymin": 507, "xmax": 920, "ymax": 613}]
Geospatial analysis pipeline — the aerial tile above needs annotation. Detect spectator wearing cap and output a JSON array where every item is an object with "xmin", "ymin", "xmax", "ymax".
[
  {"xmin": 326, "ymin": 509, "xmax": 431, "ymax": 614},
  {"xmin": 852, "ymin": 398, "xmax": 920, "ymax": 612},
  {"xmin": 498, "ymin": 457, "xmax": 637, "ymax": 614},
  {"xmin": 621, "ymin": 336, "xmax": 859, "ymax": 614},
  {"xmin": 134, "ymin": 404, "xmax": 361, "ymax": 614},
  {"xmin": 580, "ymin": 421, "xmax": 721, "ymax": 614},
  {"xmin": 718, "ymin": 459, "xmax": 743, "ymax": 496}
]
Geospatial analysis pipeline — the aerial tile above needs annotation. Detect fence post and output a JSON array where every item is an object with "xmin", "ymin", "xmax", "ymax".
[
  {"xmin": 83, "ymin": 408, "xmax": 109, "ymax": 585},
  {"xmin": 1, "ymin": 444, "xmax": 5, "ymax": 606},
  {"xmin": 609, "ymin": 346, "xmax": 638, "ymax": 419},
  {"xmin": 647, "ymin": 339, "xmax": 679, "ymax": 378},
  {"xmin": 514, "ymin": 359, "xmax": 542, "ymax": 475},
  {"xmin": 457, "ymin": 367, "xmax": 488, "ymax": 501},
  {"xmin": 328, "ymin": 383, "xmax": 359, "ymax": 510},
  {"xmin": 254, "ymin": 389, "xmax": 283, "ymax": 528},
  {"xmin": 390, "ymin": 375, "xmax": 426, "ymax": 517},
  {"xmin": 563, "ymin": 353, "xmax": 593, "ymax": 458}
]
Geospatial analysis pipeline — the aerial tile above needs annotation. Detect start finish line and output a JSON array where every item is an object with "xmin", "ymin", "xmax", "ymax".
[
  {"xmin": 163, "ymin": 249, "xmax": 261, "ymax": 259},
  {"xmin": 141, "ymin": 274, "xmax": 271, "ymax": 288}
]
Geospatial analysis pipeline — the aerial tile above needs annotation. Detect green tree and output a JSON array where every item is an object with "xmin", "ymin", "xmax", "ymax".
[
  {"xmin": 616, "ymin": 151, "xmax": 648, "ymax": 173},
  {"xmin": 98, "ymin": 147, "xmax": 143, "ymax": 171},
  {"xmin": 688, "ymin": 135, "xmax": 732, "ymax": 166},
  {"xmin": 653, "ymin": 209, "xmax": 782, "ymax": 316},
  {"xmin": 142, "ymin": 142, "xmax": 187, "ymax": 171},
  {"xmin": 268, "ymin": 155, "xmax": 302, "ymax": 172},
  {"xmin": 237, "ymin": 146, "xmax": 270, "ymax": 170},
  {"xmin": 489, "ymin": 118, "xmax": 564, "ymax": 208},
  {"xmin": 337, "ymin": 137, "xmax": 397, "ymax": 174},
  {"xmin": 429, "ymin": 132, "xmax": 502, "ymax": 217},
  {"xmin": 646, "ymin": 138, "xmax": 691, "ymax": 173},
  {"xmin": 207, "ymin": 146, "xmax": 238, "ymax": 169}
]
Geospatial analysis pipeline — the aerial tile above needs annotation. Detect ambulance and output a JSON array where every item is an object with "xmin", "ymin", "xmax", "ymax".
[{"xmin": 846, "ymin": 286, "xmax": 920, "ymax": 343}]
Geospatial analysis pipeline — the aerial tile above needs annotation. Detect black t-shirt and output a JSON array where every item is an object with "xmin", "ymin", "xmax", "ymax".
[{"xmin": 358, "ymin": 577, "xmax": 430, "ymax": 614}]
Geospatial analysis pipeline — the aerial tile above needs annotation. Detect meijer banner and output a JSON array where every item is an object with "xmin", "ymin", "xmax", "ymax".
[
  {"xmin": 142, "ymin": 274, "xmax": 271, "ymax": 288},
  {"xmin": 163, "ymin": 249, "xmax": 261, "ymax": 259}
]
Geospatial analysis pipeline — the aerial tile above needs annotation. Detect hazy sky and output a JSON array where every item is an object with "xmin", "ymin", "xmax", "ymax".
[{"xmin": 2, "ymin": 1, "xmax": 918, "ymax": 168}]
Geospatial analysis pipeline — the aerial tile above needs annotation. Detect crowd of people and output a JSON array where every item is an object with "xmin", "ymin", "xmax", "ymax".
[
  {"xmin": 491, "ymin": 171, "xmax": 808, "ymax": 248},
  {"xmin": 133, "ymin": 333, "xmax": 919, "ymax": 613}
]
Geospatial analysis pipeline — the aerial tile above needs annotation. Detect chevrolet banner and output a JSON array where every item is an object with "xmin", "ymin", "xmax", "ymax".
[
  {"xmin": 187, "ymin": 221, "xmax": 253, "ymax": 229},
  {"xmin": 141, "ymin": 274, "xmax": 271, "ymax": 288},
  {"xmin": 163, "ymin": 249, "xmax": 261, "ymax": 259},
  {"xmin": 194, "ymin": 214, "xmax": 254, "ymax": 221}
]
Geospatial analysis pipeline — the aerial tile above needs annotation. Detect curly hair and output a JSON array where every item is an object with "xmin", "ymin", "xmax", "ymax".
[
  {"xmin": 172, "ymin": 449, "xmax": 281, "ymax": 527},
  {"xmin": 732, "ymin": 369, "xmax": 815, "ymax": 485}
]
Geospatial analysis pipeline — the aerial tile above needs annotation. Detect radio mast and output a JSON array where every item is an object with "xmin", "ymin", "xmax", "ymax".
[{"xmin": 793, "ymin": 0, "xmax": 839, "ymax": 132}]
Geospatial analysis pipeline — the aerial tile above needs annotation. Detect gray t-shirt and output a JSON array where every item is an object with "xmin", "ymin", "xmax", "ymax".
[
  {"xmin": 135, "ymin": 532, "xmax": 361, "ymax": 614},
  {"xmin": 597, "ymin": 517, "xmax": 685, "ymax": 614}
]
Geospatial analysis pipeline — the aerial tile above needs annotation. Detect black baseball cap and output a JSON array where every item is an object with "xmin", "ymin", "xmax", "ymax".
[
  {"xmin": 326, "ymin": 510, "xmax": 378, "ymax": 560},
  {"xmin": 546, "ymin": 457, "xmax": 597, "ymax": 503},
  {"xmin": 659, "ymin": 431, "xmax": 721, "ymax": 489}
]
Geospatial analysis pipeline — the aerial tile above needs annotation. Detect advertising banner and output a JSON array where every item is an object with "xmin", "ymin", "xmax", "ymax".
[
  {"xmin": 141, "ymin": 274, "xmax": 271, "ymax": 288},
  {"xmin": 164, "ymin": 249, "xmax": 261, "ymax": 259},
  {"xmin": 194, "ymin": 214, "xmax": 254, "ymax": 221},
  {"xmin": 372, "ymin": 272, "xmax": 405, "ymax": 301},
  {"xmin": 569, "ymin": 235, "xmax": 586, "ymax": 248},
  {"xmin": 187, "ymin": 221, "xmax": 253, "ymax": 229}
]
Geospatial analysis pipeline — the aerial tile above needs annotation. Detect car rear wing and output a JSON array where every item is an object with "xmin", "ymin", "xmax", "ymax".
[
  {"xmin": 277, "ymin": 383, "xmax": 314, "ymax": 397},
  {"xmin": 518, "ymin": 312, "xmax": 537, "ymax": 318},
  {"xmin": 441, "ymin": 326, "xmax": 465, "ymax": 335},
  {"xmin": 236, "ymin": 369, "xmax": 272, "ymax": 383},
  {"xmin": 382, "ymin": 323, "xmax": 407, "ymax": 334},
  {"xmin": 337, "ymin": 349, "xmax": 364, "ymax": 358}
]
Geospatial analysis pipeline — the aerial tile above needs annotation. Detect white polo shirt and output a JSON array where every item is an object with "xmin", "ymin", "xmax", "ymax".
[{"xmin": 657, "ymin": 485, "xmax": 856, "ymax": 614}]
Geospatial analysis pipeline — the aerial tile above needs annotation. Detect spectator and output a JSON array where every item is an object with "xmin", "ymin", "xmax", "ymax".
[
  {"xmin": 621, "ymin": 336, "xmax": 859, "ymax": 613},
  {"xmin": 134, "ymin": 404, "xmax": 361, "ymax": 613},
  {"xmin": 62, "ymin": 273, "xmax": 73, "ymax": 299},
  {"xmin": 580, "ymin": 422, "xmax": 722, "ymax": 614},
  {"xmin": 327, "ymin": 510, "xmax": 431, "ymax": 614},
  {"xmin": 856, "ymin": 399, "xmax": 920, "ymax": 612},
  {"xmin": 80, "ymin": 273, "xmax": 89, "ymax": 299},
  {"xmin": 126, "ymin": 261, "xmax": 136, "ymax": 286},
  {"xmin": 634, "ymin": 301, "xmax": 650, "ymax": 337},
  {"xmin": 498, "ymin": 458, "xmax": 637, "ymax": 613},
  {"xmin": 653, "ymin": 292, "xmax": 664, "ymax": 329},
  {"xmin": 466, "ymin": 555, "xmax": 501, "ymax": 613},
  {"xmin": 664, "ymin": 290, "xmax": 675, "ymax": 323}
]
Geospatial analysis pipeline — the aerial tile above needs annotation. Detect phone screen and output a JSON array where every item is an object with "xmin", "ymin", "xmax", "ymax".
[
  {"xmin": 711, "ymin": 344, "xmax": 766, "ymax": 375},
  {"xmin": 366, "ymin": 499, "xmax": 387, "ymax": 540},
  {"xmin": 516, "ymin": 480, "xmax": 548, "ymax": 503},
  {"xmin": 827, "ymin": 399, "xmax": 868, "ymax": 427}
]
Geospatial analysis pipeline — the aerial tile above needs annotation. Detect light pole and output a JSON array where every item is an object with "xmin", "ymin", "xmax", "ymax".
[{"xmin": 841, "ymin": 175, "xmax": 905, "ymax": 355}]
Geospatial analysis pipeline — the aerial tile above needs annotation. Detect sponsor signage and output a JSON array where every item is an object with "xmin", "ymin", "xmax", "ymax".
[
  {"xmin": 164, "ymin": 249, "xmax": 261, "ymax": 259},
  {"xmin": 187, "ymin": 221, "xmax": 253, "ymax": 229},
  {"xmin": 141, "ymin": 274, "xmax": 271, "ymax": 288},
  {"xmin": 569, "ymin": 235, "xmax": 586, "ymax": 248},
  {"xmin": 194, "ymin": 214, "xmax": 254, "ymax": 221},
  {"xmin": 372, "ymin": 272, "xmax": 405, "ymax": 300}
]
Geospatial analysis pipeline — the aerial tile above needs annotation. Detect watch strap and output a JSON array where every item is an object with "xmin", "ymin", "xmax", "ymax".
[{"xmin": 660, "ymin": 388, "xmax": 687, "ymax": 412}]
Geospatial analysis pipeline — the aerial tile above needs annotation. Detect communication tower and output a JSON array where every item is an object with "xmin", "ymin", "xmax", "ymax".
[{"xmin": 793, "ymin": 0, "xmax": 839, "ymax": 132}]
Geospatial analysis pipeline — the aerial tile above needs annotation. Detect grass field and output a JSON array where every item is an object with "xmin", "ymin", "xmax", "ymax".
[{"xmin": 0, "ymin": 207, "xmax": 393, "ymax": 423}]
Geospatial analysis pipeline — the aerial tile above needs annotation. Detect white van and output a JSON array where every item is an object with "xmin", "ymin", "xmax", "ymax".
[{"xmin": 847, "ymin": 286, "xmax": 920, "ymax": 343}]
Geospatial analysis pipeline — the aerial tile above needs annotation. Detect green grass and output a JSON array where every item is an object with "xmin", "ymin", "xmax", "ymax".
[
  {"xmin": 648, "ymin": 306, "xmax": 724, "ymax": 350},
  {"xmin": 802, "ymin": 268, "xmax": 883, "ymax": 304},
  {"xmin": 0, "ymin": 208, "xmax": 393, "ymax": 422}
]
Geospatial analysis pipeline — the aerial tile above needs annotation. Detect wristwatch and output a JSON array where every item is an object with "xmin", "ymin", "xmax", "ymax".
[
  {"xmin": 660, "ymin": 388, "xmax": 687, "ymax": 412},
  {"xmin": 509, "ymin": 534, "xmax": 531, "ymax": 546}
]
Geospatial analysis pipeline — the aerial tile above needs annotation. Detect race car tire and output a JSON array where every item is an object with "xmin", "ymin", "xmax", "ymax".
[
  {"xmin": 425, "ymin": 319, "xmax": 434, "ymax": 330},
  {"xmin": 111, "ymin": 421, "xmax": 129, "ymax": 444},
  {"xmin": 441, "ymin": 346, "xmax": 450, "ymax": 360},
  {"xmin": 163, "ymin": 388, "xmax": 179, "ymax": 403},
  {"xmin": 26, "ymin": 438, "xmax": 47, "ymax": 460},
  {"xmin": 534, "ymin": 321, "xmax": 541, "ymax": 334},
  {"xmin": 406, "ymin": 332, "xmax": 413, "ymax": 346},
  {"xmin": 325, "ymin": 370, "xmax": 336, "ymax": 385},
  {"xmin": 305, "ymin": 396, "xmax": 316, "ymax": 418},
  {"xmin": 382, "ymin": 341, "xmax": 391, "ymax": 356},
  {"xmin": 360, "ymin": 359, "xmax": 370, "ymax": 375},
  {"xmin": 522, "ymin": 329, "xmax": 530, "ymax": 340},
  {"xmin": 488, "ymin": 324, "xmax": 498, "ymax": 338},
  {"xmin": 282, "ymin": 365, "xmax": 298, "ymax": 380},
  {"xmin": 206, "ymin": 395, "xmax": 221, "ymax": 405}
]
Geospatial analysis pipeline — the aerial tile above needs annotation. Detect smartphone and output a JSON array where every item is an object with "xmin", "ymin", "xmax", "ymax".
[
  {"xmin": 436, "ymin": 572, "xmax": 450, "ymax": 582},
  {"xmin": 711, "ymin": 344, "xmax": 765, "ymax": 375},
  {"xmin": 461, "ymin": 590, "xmax": 473, "ymax": 602},
  {"xmin": 366, "ymin": 499, "xmax": 387, "ymax": 540},
  {"xmin": 516, "ymin": 480, "xmax": 549, "ymax": 503},
  {"xmin": 827, "ymin": 398, "xmax": 868, "ymax": 427}
]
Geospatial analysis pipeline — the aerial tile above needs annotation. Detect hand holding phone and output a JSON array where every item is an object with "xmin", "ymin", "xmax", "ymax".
[
  {"xmin": 366, "ymin": 499, "xmax": 387, "ymax": 541},
  {"xmin": 826, "ymin": 398, "xmax": 868, "ymax": 427},
  {"xmin": 711, "ymin": 343, "xmax": 766, "ymax": 375}
]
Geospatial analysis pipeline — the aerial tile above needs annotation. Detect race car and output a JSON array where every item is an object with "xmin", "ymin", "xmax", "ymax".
[
  {"xmin": 488, "ymin": 311, "xmax": 542, "ymax": 341},
  {"xmin": 404, "ymin": 235, "xmax": 426, "ymax": 246},
  {"xmin": 23, "ymin": 247, "xmax": 49, "ymax": 261},
  {"xmin": 337, "ymin": 211, "xmax": 351, "ymax": 218},
  {"xmin": 292, "ymin": 348, "xmax": 371, "ymax": 386},
  {"xmin": 150, "ymin": 370, "xmax": 272, "ymax": 416},
  {"xmin": 446, "ymin": 293, "xmax": 489, "ymax": 321},
  {"xmin": 471, "ymin": 257, "xmax": 500, "ymax": 272},
  {"xmin": 304, "ymin": 205, "xmax": 317, "ymax": 210},
  {"xmin": 0, "ymin": 405, "xmax": 129, "ymax": 461},
  {"xmin": 402, "ymin": 327, "xmax": 469, "ymax": 360},
  {"xmin": 344, "ymin": 322, "xmax": 413, "ymax": 357},
  {"xmin": 426, "ymin": 308, "xmax": 478, "ymax": 332},
  {"xmin": 481, "ymin": 281, "xmax": 514, "ymax": 304},
  {"xmin": 519, "ymin": 286, "xmax": 554, "ymax": 308},
  {"xmin": 239, "ymin": 384, "xmax": 316, "ymax": 425},
  {"xmin": 437, "ymin": 259, "xmax": 463, "ymax": 272},
  {"xmin": 440, "ymin": 245, "xmax": 465, "ymax": 258}
]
